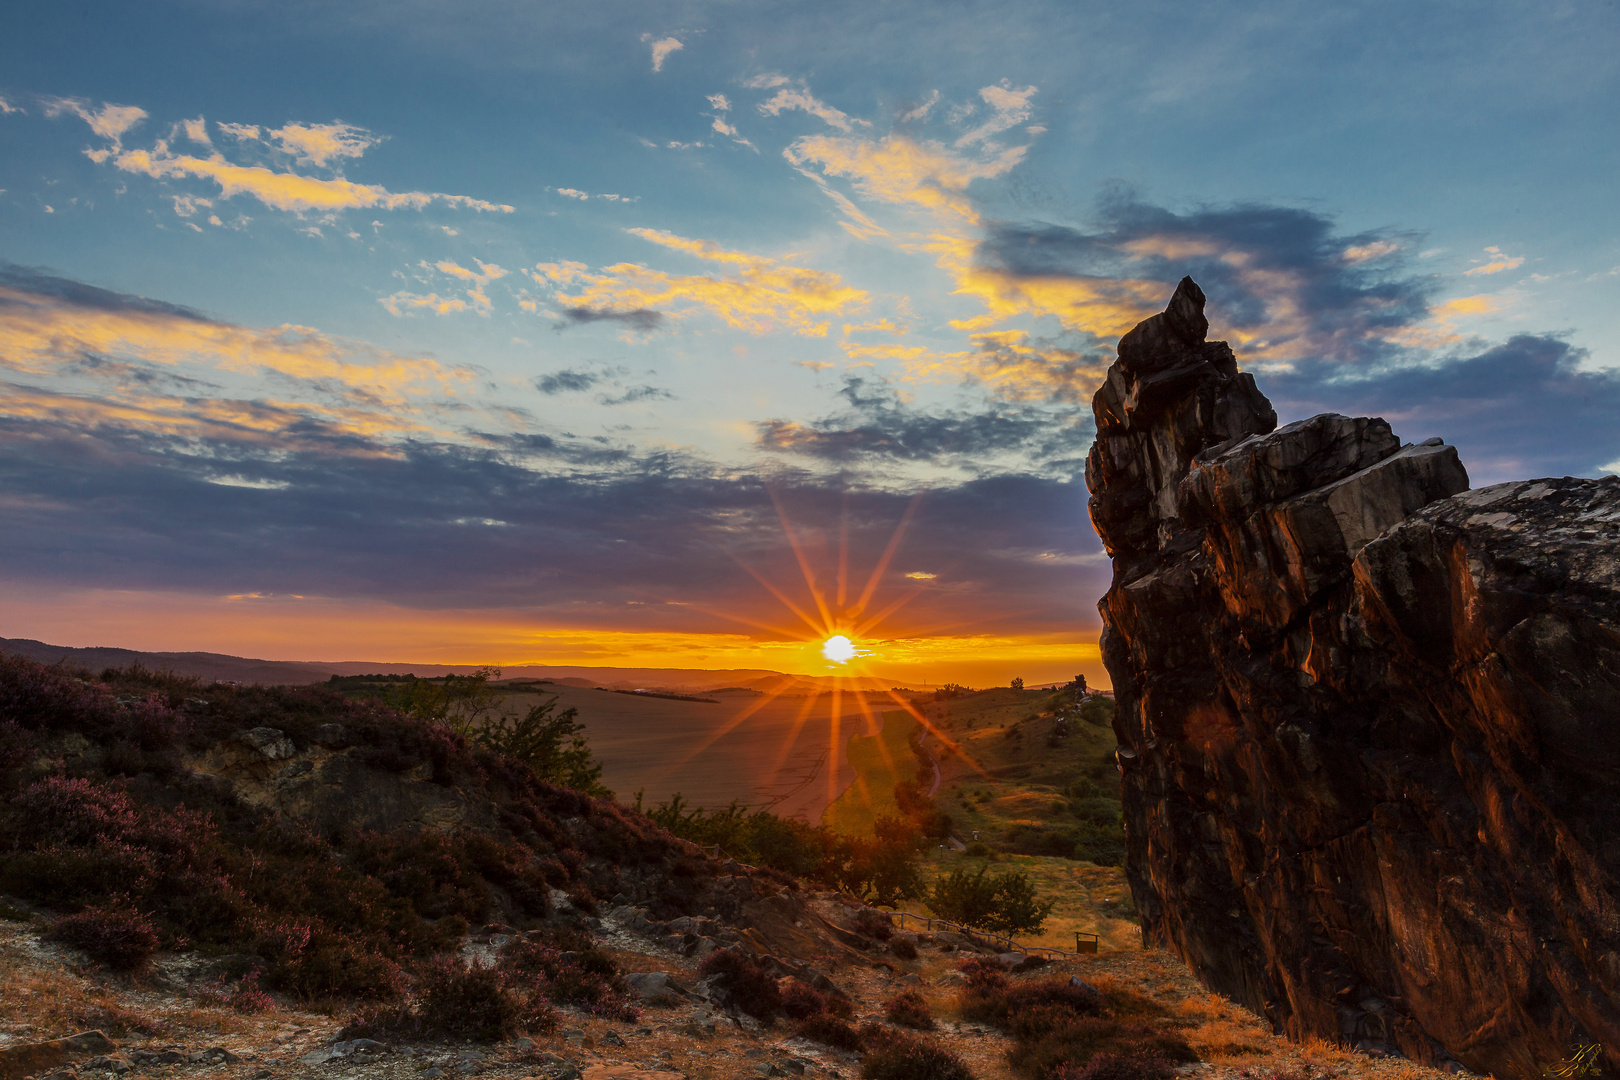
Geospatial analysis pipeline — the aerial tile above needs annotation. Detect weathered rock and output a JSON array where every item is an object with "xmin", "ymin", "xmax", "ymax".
[
  {"xmin": 237, "ymin": 727, "xmax": 295, "ymax": 760},
  {"xmin": 1088, "ymin": 278, "xmax": 1620, "ymax": 1080},
  {"xmin": 0, "ymin": 1033, "xmax": 116, "ymax": 1080}
]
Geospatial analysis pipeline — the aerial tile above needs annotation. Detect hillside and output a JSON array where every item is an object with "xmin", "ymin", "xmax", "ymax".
[
  {"xmin": 0, "ymin": 651, "xmax": 1476, "ymax": 1080},
  {"xmin": 0, "ymin": 638, "xmax": 910, "ymax": 695}
]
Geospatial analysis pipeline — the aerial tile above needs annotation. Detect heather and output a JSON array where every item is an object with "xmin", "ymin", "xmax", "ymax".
[{"xmin": 0, "ymin": 652, "xmax": 705, "ymax": 1001}]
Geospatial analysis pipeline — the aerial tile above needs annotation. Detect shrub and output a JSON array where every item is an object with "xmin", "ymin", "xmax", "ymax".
[
  {"xmin": 48, "ymin": 901, "xmax": 160, "ymax": 970},
  {"xmin": 696, "ymin": 947, "xmax": 782, "ymax": 1019},
  {"xmin": 1051, "ymin": 1052, "xmax": 1178, "ymax": 1080},
  {"xmin": 228, "ymin": 970, "xmax": 275, "ymax": 1013},
  {"xmin": 884, "ymin": 989, "xmax": 935, "ymax": 1030},
  {"xmin": 779, "ymin": 978, "xmax": 827, "ymax": 1020},
  {"xmin": 793, "ymin": 1015, "xmax": 865, "ymax": 1052},
  {"xmin": 860, "ymin": 1027, "xmax": 974, "ymax": 1080},
  {"xmin": 416, "ymin": 956, "xmax": 528, "ymax": 1040},
  {"xmin": 500, "ymin": 928, "xmax": 638, "ymax": 1021},
  {"xmin": 890, "ymin": 938, "xmax": 918, "ymax": 960},
  {"xmin": 854, "ymin": 907, "xmax": 895, "ymax": 940}
]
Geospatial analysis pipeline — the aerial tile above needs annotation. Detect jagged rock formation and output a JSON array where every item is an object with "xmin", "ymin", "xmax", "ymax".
[{"xmin": 1088, "ymin": 278, "xmax": 1620, "ymax": 1079}]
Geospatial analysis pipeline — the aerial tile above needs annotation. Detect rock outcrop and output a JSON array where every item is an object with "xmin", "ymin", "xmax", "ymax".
[{"xmin": 1088, "ymin": 278, "xmax": 1620, "ymax": 1079}]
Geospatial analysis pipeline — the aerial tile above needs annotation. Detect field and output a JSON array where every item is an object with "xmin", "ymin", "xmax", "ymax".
[{"xmin": 489, "ymin": 683, "xmax": 884, "ymax": 821}]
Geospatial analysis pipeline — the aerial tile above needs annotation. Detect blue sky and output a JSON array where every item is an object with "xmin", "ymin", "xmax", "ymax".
[{"xmin": 1, "ymin": 0, "xmax": 1616, "ymax": 682}]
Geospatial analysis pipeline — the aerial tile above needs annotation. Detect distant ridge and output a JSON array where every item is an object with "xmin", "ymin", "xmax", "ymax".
[{"xmin": 0, "ymin": 637, "xmax": 913, "ymax": 692}]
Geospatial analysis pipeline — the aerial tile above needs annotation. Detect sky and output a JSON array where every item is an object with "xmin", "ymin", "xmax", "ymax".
[{"xmin": 1, "ymin": 0, "xmax": 1617, "ymax": 687}]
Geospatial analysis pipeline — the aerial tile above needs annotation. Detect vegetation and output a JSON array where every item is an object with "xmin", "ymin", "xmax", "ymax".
[
  {"xmin": 860, "ymin": 1026, "xmax": 975, "ymax": 1080},
  {"xmin": 636, "ymin": 793, "xmax": 926, "ymax": 906},
  {"xmin": 0, "ymin": 652, "xmax": 703, "ymax": 1002},
  {"xmin": 956, "ymin": 958, "xmax": 1196, "ymax": 1080},
  {"xmin": 928, "ymin": 865, "xmax": 1055, "ymax": 934},
  {"xmin": 884, "ymin": 988, "xmax": 936, "ymax": 1030}
]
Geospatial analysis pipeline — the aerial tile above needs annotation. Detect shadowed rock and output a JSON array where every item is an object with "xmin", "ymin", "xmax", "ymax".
[{"xmin": 1088, "ymin": 277, "xmax": 1620, "ymax": 1079}]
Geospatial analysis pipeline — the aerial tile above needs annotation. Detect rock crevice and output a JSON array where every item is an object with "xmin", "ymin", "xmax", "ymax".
[{"xmin": 1088, "ymin": 277, "xmax": 1620, "ymax": 1079}]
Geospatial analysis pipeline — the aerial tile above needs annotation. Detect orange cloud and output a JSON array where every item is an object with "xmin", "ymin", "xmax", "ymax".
[
  {"xmin": 112, "ymin": 146, "xmax": 512, "ymax": 214},
  {"xmin": 1464, "ymin": 246, "xmax": 1525, "ymax": 277},
  {"xmin": 531, "ymin": 230, "xmax": 868, "ymax": 337},
  {"xmin": 0, "ymin": 277, "xmax": 476, "ymax": 416},
  {"xmin": 382, "ymin": 259, "xmax": 509, "ymax": 316}
]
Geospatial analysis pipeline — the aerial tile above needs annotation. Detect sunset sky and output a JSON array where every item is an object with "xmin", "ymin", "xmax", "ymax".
[{"xmin": 2, "ymin": 0, "xmax": 1617, "ymax": 686}]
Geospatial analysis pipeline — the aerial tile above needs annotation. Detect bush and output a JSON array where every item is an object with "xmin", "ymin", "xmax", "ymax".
[
  {"xmin": 696, "ymin": 947, "xmax": 782, "ymax": 1020},
  {"xmin": 499, "ymin": 928, "xmax": 638, "ymax": 1021},
  {"xmin": 854, "ymin": 907, "xmax": 894, "ymax": 940},
  {"xmin": 1051, "ymin": 1052, "xmax": 1179, "ymax": 1080},
  {"xmin": 960, "ymin": 971, "xmax": 1104, "ymax": 1029},
  {"xmin": 48, "ymin": 901, "xmax": 160, "ymax": 970},
  {"xmin": 928, "ymin": 866, "xmax": 1054, "ymax": 934},
  {"xmin": 779, "ymin": 978, "xmax": 826, "ymax": 1020},
  {"xmin": 793, "ymin": 1014, "xmax": 864, "ymax": 1052},
  {"xmin": 890, "ymin": 938, "xmax": 918, "ymax": 960},
  {"xmin": 860, "ymin": 1027, "xmax": 973, "ymax": 1080},
  {"xmin": 884, "ymin": 989, "xmax": 935, "ymax": 1030}
]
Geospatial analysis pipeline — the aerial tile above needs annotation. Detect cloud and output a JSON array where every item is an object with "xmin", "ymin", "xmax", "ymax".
[
  {"xmin": 898, "ymin": 91, "xmax": 941, "ymax": 123},
  {"xmin": 955, "ymin": 82, "xmax": 1038, "ymax": 148},
  {"xmin": 40, "ymin": 96, "xmax": 148, "ymax": 144},
  {"xmin": 46, "ymin": 98, "xmax": 510, "ymax": 217},
  {"xmin": 756, "ymin": 84, "xmax": 866, "ymax": 132},
  {"xmin": 1267, "ymin": 334, "xmax": 1620, "ymax": 485},
  {"xmin": 550, "ymin": 186, "xmax": 635, "ymax": 202},
  {"xmin": 556, "ymin": 306, "xmax": 666, "ymax": 332},
  {"xmin": 381, "ymin": 258, "xmax": 508, "ymax": 317},
  {"xmin": 0, "ymin": 270, "xmax": 1108, "ymax": 638},
  {"xmin": 265, "ymin": 122, "xmax": 384, "ymax": 167},
  {"xmin": 0, "ymin": 263, "xmax": 474, "ymax": 425},
  {"xmin": 754, "ymin": 376, "xmax": 1091, "ymax": 473},
  {"xmin": 179, "ymin": 116, "xmax": 210, "ymax": 145},
  {"xmin": 643, "ymin": 34, "xmax": 683, "ymax": 72},
  {"xmin": 976, "ymin": 200, "xmax": 1444, "ymax": 364},
  {"xmin": 1464, "ymin": 246, "xmax": 1525, "ymax": 277},
  {"xmin": 530, "ymin": 229, "xmax": 868, "ymax": 337},
  {"xmin": 597, "ymin": 384, "xmax": 673, "ymax": 405},
  {"xmin": 535, "ymin": 369, "xmax": 600, "ymax": 394},
  {"xmin": 0, "ymin": 96, "xmax": 22, "ymax": 115}
]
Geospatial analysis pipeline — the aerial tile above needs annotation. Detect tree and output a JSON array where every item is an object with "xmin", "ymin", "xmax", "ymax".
[
  {"xmin": 1010, "ymin": 677, "xmax": 1024, "ymax": 691},
  {"xmin": 387, "ymin": 667, "xmax": 503, "ymax": 737},
  {"xmin": 479, "ymin": 694, "xmax": 610, "ymax": 797},
  {"xmin": 927, "ymin": 865, "xmax": 1054, "ymax": 934}
]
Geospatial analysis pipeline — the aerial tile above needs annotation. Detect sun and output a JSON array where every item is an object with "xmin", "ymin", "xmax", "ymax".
[{"xmin": 821, "ymin": 634, "xmax": 857, "ymax": 664}]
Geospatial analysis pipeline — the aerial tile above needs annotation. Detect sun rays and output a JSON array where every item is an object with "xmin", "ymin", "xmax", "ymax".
[{"xmin": 658, "ymin": 488, "xmax": 987, "ymax": 825}]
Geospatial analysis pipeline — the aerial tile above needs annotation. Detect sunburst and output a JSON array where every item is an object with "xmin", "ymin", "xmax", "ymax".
[{"xmin": 662, "ymin": 487, "xmax": 986, "ymax": 822}]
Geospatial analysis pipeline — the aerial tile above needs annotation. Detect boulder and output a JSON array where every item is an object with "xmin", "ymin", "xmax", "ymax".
[{"xmin": 1088, "ymin": 278, "xmax": 1620, "ymax": 1080}]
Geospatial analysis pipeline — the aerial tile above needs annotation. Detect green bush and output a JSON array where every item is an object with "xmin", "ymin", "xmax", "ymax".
[{"xmin": 928, "ymin": 866, "xmax": 1054, "ymax": 934}]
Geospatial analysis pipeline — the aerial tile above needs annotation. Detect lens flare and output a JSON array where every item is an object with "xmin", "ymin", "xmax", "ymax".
[{"xmin": 821, "ymin": 634, "xmax": 856, "ymax": 663}]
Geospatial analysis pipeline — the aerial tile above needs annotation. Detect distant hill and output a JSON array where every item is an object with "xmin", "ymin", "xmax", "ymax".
[{"xmin": 0, "ymin": 637, "xmax": 915, "ymax": 692}]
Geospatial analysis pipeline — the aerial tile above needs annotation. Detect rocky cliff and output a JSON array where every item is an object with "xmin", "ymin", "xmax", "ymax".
[{"xmin": 1088, "ymin": 278, "xmax": 1620, "ymax": 1079}]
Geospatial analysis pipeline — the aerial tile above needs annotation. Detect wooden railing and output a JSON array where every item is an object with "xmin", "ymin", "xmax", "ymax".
[{"xmin": 888, "ymin": 911, "xmax": 1099, "ymax": 959}]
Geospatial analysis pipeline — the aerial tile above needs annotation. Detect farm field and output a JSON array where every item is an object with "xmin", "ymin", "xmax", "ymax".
[{"xmin": 493, "ymin": 683, "xmax": 894, "ymax": 822}]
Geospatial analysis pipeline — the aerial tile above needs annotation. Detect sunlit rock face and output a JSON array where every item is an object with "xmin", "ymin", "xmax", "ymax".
[{"xmin": 1088, "ymin": 277, "xmax": 1620, "ymax": 1079}]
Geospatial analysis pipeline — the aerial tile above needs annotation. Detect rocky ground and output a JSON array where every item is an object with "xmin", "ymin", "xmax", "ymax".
[{"xmin": 0, "ymin": 892, "xmax": 1485, "ymax": 1080}]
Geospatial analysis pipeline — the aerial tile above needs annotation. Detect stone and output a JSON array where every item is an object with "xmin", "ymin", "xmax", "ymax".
[
  {"xmin": 238, "ymin": 727, "xmax": 295, "ymax": 760},
  {"xmin": 1088, "ymin": 279, "xmax": 1620, "ymax": 1080},
  {"xmin": 580, "ymin": 1068, "xmax": 686, "ymax": 1080},
  {"xmin": 0, "ymin": 1032, "xmax": 116, "ymax": 1080},
  {"xmin": 598, "ymin": 1031, "xmax": 625, "ymax": 1047},
  {"xmin": 623, "ymin": 971, "xmax": 696, "ymax": 1003},
  {"xmin": 897, "ymin": 972, "xmax": 922, "ymax": 985},
  {"xmin": 310, "ymin": 723, "xmax": 350, "ymax": 747}
]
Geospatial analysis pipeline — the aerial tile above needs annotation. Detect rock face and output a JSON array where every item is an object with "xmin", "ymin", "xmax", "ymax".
[{"xmin": 1088, "ymin": 278, "xmax": 1620, "ymax": 1079}]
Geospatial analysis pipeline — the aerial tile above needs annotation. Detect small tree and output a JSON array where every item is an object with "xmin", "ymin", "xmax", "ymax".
[
  {"xmin": 388, "ymin": 667, "xmax": 503, "ymax": 737},
  {"xmin": 1010, "ymin": 677, "xmax": 1024, "ymax": 691},
  {"xmin": 927, "ymin": 865, "xmax": 1054, "ymax": 935},
  {"xmin": 480, "ymin": 694, "xmax": 609, "ymax": 797}
]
